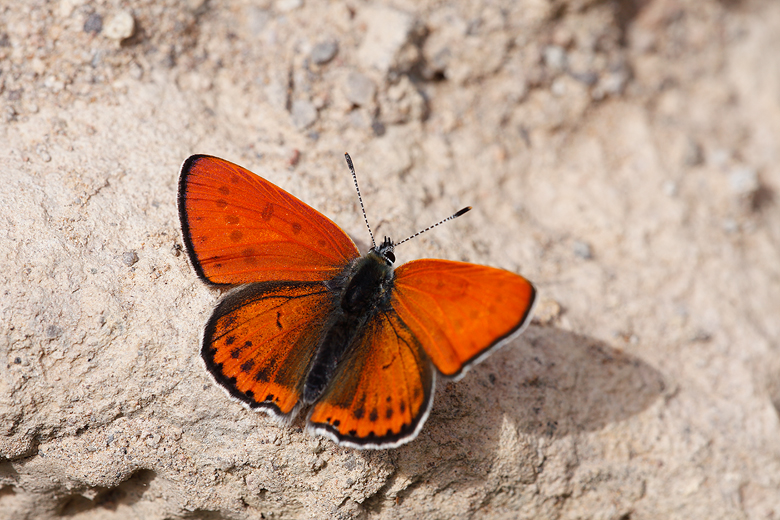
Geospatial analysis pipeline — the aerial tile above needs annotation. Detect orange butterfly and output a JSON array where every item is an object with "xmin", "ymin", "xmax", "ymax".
[{"xmin": 178, "ymin": 154, "xmax": 536, "ymax": 449}]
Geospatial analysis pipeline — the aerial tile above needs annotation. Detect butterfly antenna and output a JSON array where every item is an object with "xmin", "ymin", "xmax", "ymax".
[
  {"xmin": 393, "ymin": 206, "xmax": 472, "ymax": 247},
  {"xmin": 345, "ymin": 153, "xmax": 376, "ymax": 249}
]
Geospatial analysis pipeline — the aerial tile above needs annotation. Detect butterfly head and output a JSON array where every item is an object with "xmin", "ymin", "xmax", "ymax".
[{"xmin": 372, "ymin": 236, "xmax": 396, "ymax": 264}]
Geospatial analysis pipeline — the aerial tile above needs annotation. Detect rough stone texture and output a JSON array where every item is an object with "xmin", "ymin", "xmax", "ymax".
[{"xmin": 1, "ymin": 0, "xmax": 779, "ymax": 518}]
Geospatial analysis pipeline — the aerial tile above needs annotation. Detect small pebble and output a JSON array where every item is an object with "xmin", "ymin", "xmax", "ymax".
[
  {"xmin": 246, "ymin": 7, "xmax": 270, "ymax": 35},
  {"xmin": 551, "ymin": 77, "xmax": 567, "ymax": 96},
  {"xmin": 682, "ymin": 139, "xmax": 703, "ymax": 166},
  {"xmin": 145, "ymin": 433, "xmax": 161, "ymax": 447},
  {"xmin": 128, "ymin": 62, "xmax": 143, "ymax": 80},
  {"xmin": 290, "ymin": 99, "xmax": 317, "ymax": 129},
  {"xmin": 728, "ymin": 166, "xmax": 759, "ymax": 196},
  {"xmin": 288, "ymin": 149, "xmax": 300, "ymax": 167},
  {"xmin": 311, "ymin": 40, "xmax": 338, "ymax": 65},
  {"xmin": 345, "ymin": 71, "xmax": 376, "ymax": 106},
  {"xmin": 36, "ymin": 145, "xmax": 51, "ymax": 162},
  {"xmin": 543, "ymin": 45, "xmax": 567, "ymax": 71},
  {"xmin": 532, "ymin": 298, "xmax": 562, "ymax": 326},
  {"xmin": 84, "ymin": 13, "xmax": 103, "ymax": 34},
  {"xmin": 573, "ymin": 240, "xmax": 592, "ymax": 259},
  {"xmin": 31, "ymin": 58, "xmax": 46, "ymax": 75},
  {"xmin": 357, "ymin": 6, "xmax": 414, "ymax": 73},
  {"xmin": 600, "ymin": 67, "xmax": 628, "ymax": 96},
  {"xmin": 552, "ymin": 27, "xmax": 574, "ymax": 48},
  {"xmin": 722, "ymin": 218, "xmax": 739, "ymax": 233},
  {"xmin": 91, "ymin": 50, "xmax": 104, "ymax": 68},
  {"xmin": 709, "ymin": 148, "xmax": 730, "ymax": 169},
  {"xmin": 276, "ymin": 0, "xmax": 302, "ymax": 12},
  {"xmin": 122, "ymin": 251, "xmax": 139, "ymax": 266},
  {"xmin": 4, "ymin": 106, "xmax": 17, "ymax": 122},
  {"xmin": 46, "ymin": 325, "xmax": 63, "ymax": 339},
  {"xmin": 571, "ymin": 71, "xmax": 598, "ymax": 86},
  {"xmin": 59, "ymin": 0, "xmax": 80, "ymax": 18},
  {"xmin": 44, "ymin": 75, "xmax": 65, "ymax": 92},
  {"xmin": 371, "ymin": 120, "xmax": 386, "ymax": 136},
  {"xmin": 104, "ymin": 10, "xmax": 135, "ymax": 42}
]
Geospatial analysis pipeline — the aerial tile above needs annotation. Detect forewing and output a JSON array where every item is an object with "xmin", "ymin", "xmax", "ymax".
[
  {"xmin": 392, "ymin": 259, "xmax": 536, "ymax": 378},
  {"xmin": 202, "ymin": 281, "xmax": 337, "ymax": 421},
  {"xmin": 307, "ymin": 311, "xmax": 434, "ymax": 449},
  {"xmin": 179, "ymin": 155, "xmax": 360, "ymax": 285}
]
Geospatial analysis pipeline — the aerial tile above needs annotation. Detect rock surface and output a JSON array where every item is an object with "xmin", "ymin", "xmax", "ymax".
[{"xmin": 1, "ymin": 0, "xmax": 779, "ymax": 518}]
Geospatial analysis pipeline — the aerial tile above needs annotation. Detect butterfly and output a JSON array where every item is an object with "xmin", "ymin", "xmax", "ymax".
[{"xmin": 178, "ymin": 154, "xmax": 537, "ymax": 449}]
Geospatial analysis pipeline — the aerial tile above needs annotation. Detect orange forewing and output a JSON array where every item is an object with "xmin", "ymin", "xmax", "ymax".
[
  {"xmin": 308, "ymin": 310, "xmax": 434, "ymax": 449},
  {"xmin": 392, "ymin": 259, "xmax": 536, "ymax": 378},
  {"xmin": 178, "ymin": 155, "xmax": 360, "ymax": 285},
  {"xmin": 202, "ymin": 281, "xmax": 337, "ymax": 419}
]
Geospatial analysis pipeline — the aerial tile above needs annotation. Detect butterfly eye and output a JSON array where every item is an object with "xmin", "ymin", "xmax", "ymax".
[{"xmin": 371, "ymin": 236, "xmax": 395, "ymax": 264}]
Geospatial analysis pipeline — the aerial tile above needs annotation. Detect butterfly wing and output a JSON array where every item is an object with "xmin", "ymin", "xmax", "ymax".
[
  {"xmin": 391, "ymin": 259, "xmax": 536, "ymax": 379},
  {"xmin": 202, "ymin": 281, "xmax": 337, "ymax": 421},
  {"xmin": 307, "ymin": 310, "xmax": 435, "ymax": 449},
  {"xmin": 178, "ymin": 155, "xmax": 360, "ymax": 285}
]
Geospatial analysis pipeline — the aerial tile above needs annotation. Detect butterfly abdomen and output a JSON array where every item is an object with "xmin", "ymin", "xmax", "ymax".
[{"xmin": 303, "ymin": 252, "xmax": 395, "ymax": 404}]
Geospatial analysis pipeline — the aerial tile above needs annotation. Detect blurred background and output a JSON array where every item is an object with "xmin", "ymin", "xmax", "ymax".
[{"xmin": 1, "ymin": 1, "xmax": 779, "ymax": 518}]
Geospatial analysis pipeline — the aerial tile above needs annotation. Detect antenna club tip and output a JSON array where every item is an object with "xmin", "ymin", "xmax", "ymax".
[{"xmin": 455, "ymin": 206, "xmax": 472, "ymax": 217}]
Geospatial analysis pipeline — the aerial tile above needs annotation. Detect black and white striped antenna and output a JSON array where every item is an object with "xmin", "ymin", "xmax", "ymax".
[
  {"xmin": 344, "ymin": 153, "xmax": 471, "ymax": 250},
  {"xmin": 345, "ymin": 153, "xmax": 376, "ymax": 249},
  {"xmin": 392, "ymin": 206, "xmax": 471, "ymax": 247}
]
